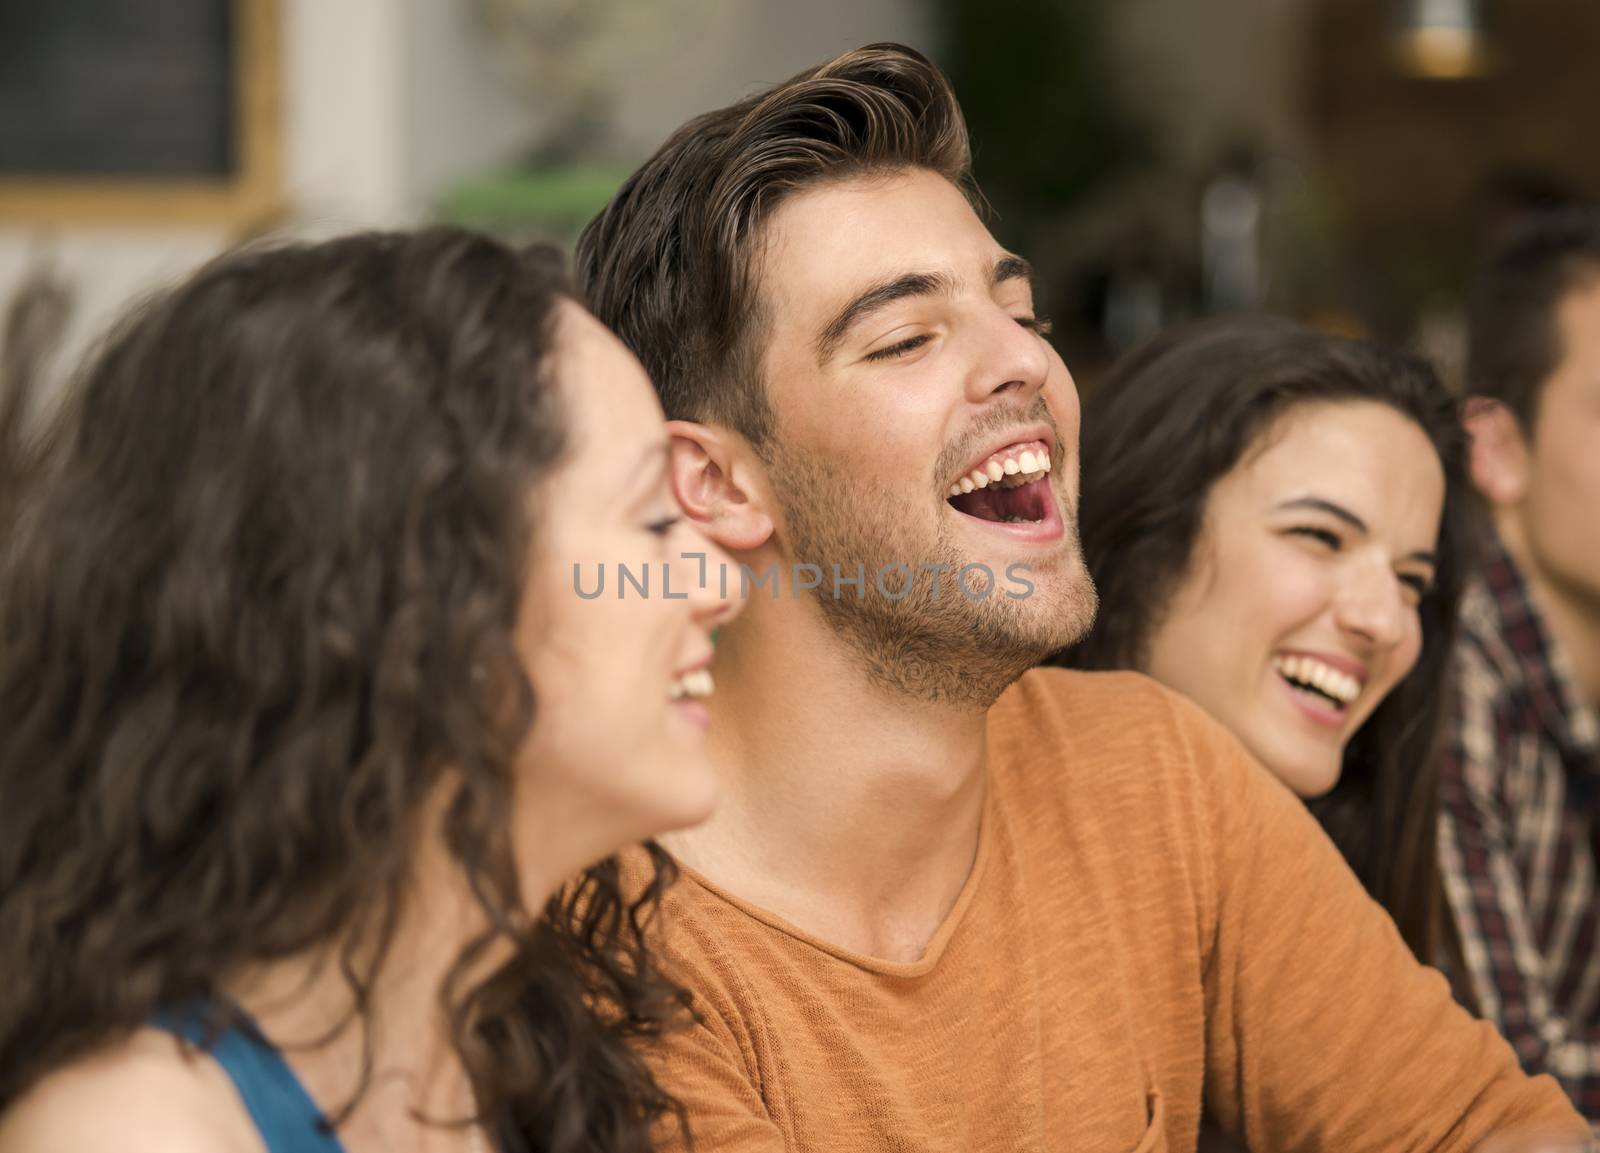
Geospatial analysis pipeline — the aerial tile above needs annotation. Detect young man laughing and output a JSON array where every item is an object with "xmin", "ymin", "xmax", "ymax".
[{"xmin": 575, "ymin": 43, "xmax": 1586, "ymax": 1153}]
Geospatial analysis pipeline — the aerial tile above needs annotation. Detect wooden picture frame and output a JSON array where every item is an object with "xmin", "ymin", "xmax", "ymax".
[{"xmin": 0, "ymin": 0, "xmax": 282, "ymax": 230}]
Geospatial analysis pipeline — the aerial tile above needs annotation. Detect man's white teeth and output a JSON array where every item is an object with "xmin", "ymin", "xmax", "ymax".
[
  {"xmin": 1273, "ymin": 655, "xmax": 1361, "ymax": 705},
  {"xmin": 669, "ymin": 669, "xmax": 714, "ymax": 701},
  {"xmin": 949, "ymin": 450, "xmax": 1051, "ymax": 497}
]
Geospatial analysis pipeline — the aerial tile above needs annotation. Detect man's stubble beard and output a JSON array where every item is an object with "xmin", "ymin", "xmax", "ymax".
[{"xmin": 767, "ymin": 441, "xmax": 1097, "ymax": 708}]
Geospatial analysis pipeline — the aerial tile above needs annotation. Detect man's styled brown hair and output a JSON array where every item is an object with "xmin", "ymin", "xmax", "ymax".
[
  {"xmin": 576, "ymin": 43, "xmax": 972, "ymax": 454},
  {"xmin": 1468, "ymin": 209, "xmax": 1600, "ymax": 431}
]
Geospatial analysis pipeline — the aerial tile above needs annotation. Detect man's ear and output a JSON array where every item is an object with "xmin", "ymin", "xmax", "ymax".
[
  {"xmin": 666, "ymin": 419, "xmax": 776, "ymax": 551},
  {"xmin": 1462, "ymin": 397, "xmax": 1531, "ymax": 508}
]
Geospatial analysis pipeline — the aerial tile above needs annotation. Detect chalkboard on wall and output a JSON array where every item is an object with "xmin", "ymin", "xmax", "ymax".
[{"xmin": 0, "ymin": 0, "xmax": 280, "ymax": 228}]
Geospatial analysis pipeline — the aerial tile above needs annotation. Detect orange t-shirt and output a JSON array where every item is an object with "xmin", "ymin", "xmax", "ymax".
[{"xmin": 644, "ymin": 670, "xmax": 1584, "ymax": 1152}]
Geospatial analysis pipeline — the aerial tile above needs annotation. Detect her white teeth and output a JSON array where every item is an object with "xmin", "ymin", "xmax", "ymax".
[
  {"xmin": 669, "ymin": 668, "xmax": 715, "ymax": 701},
  {"xmin": 949, "ymin": 484, "xmax": 961, "ymax": 497},
  {"xmin": 986, "ymin": 461, "xmax": 1004, "ymax": 483},
  {"xmin": 1272, "ymin": 655, "xmax": 1361, "ymax": 704},
  {"xmin": 959, "ymin": 477, "xmax": 975, "ymax": 493},
  {"xmin": 971, "ymin": 469, "xmax": 990, "ymax": 489},
  {"xmin": 1002, "ymin": 458, "xmax": 1020, "ymax": 475},
  {"xmin": 1040, "ymin": 454, "xmax": 1052, "ymax": 472},
  {"xmin": 1019, "ymin": 451, "xmax": 1038, "ymax": 471}
]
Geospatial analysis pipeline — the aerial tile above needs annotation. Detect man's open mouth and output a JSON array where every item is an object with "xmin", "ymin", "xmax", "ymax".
[{"xmin": 947, "ymin": 440, "xmax": 1052, "ymax": 524}]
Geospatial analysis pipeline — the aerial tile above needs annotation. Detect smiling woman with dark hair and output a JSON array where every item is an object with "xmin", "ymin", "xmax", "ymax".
[
  {"xmin": 1061, "ymin": 315, "xmax": 1472, "ymax": 962},
  {"xmin": 0, "ymin": 228, "xmax": 738, "ymax": 1153}
]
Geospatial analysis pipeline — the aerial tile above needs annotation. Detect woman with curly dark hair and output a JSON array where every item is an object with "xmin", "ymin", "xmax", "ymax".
[
  {"xmin": 1060, "ymin": 316, "xmax": 1471, "ymax": 965},
  {"xmin": 0, "ymin": 228, "xmax": 737, "ymax": 1153}
]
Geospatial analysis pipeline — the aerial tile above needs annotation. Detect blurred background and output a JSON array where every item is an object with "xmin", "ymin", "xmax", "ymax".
[{"xmin": 3, "ymin": 0, "xmax": 1598, "ymax": 405}]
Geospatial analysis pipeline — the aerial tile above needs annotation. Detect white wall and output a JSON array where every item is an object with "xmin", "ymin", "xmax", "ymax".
[{"xmin": 283, "ymin": 0, "xmax": 409, "ymax": 229}]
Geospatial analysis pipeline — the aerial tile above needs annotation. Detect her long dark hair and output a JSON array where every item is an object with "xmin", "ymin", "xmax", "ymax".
[
  {"xmin": 1060, "ymin": 316, "xmax": 1471, "ymax": 962},
  {"xmin": 0, "ymin": 228, "xmax": 690, "ymax": 1152}
]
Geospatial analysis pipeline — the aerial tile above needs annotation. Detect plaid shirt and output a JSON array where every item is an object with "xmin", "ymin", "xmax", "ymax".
[{"xmin": 1438, "ymin": 535, "xmax": 1600, "ymax": 1122}]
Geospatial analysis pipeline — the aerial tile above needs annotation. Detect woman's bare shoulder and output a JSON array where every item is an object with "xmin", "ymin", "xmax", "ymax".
[{"xmin": 0, "ymin": 1028, "xmax": 264, "ymax": 1153}]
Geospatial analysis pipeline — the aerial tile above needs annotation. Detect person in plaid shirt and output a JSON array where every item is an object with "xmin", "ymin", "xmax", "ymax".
[{"xmin": 1443, "ymin": 210, "xmax": 1600, "ymax": 1123}]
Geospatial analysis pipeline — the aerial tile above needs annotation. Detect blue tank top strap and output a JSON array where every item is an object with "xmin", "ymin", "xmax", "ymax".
[{"xmin": 150, "ymin": 1004, "xmax": 348, "ymax": 1153}]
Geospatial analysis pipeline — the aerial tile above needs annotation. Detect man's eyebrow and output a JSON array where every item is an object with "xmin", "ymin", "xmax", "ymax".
[
  {"xmin": 993, "ymin": 254, "xmax": 1033, "ymax": 287},
  {"xmin": 814, "ymin": 270, "xmax": 954, "ymax": 363}
]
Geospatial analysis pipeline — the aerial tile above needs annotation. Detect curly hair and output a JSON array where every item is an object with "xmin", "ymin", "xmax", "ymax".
[
  {"xmin": 1059, "ymin": 316, "xmax": 1472, "ymax": 963},
  {"xmin": 0, "ymin": 228, "xmax": 690, "ymax": 1152}
]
